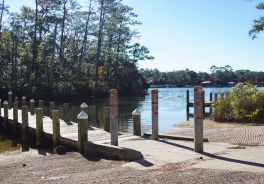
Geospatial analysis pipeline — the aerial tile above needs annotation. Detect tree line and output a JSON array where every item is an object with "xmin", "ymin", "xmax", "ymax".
[
  {"xmin": 0, "ymin": 0, "xmax": 153, "ymax": 100},
  {"xmin": 140, "ymin": 65, "xmax": 264, "ymax": 87}
]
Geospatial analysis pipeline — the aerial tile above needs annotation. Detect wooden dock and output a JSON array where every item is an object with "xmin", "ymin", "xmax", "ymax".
[{"xmin": 0, "ymin": 108, "xmax": 143, "ymax": 161}]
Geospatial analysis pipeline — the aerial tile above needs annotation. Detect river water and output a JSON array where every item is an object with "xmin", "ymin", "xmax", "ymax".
[{"xmin": 49, "ymin": 87, "xmax": 232, "ymax": 134}]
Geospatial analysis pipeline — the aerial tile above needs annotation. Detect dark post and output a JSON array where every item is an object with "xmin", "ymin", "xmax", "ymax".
[
  {"xmin": 132, "ymin": 108, "xmax": 141, "ymax": 136},
  {"xmin": 186, "ymin": 90, "xmax": 190, "ymax": 121},
  {"xmin": 22, "ymin": 96, "xmax": 27, "ymax": 106},
  {"xmin": 49, "ymin": 101, "xmax": 55, "ymax": 119},
  {"xmin": 103, "ymin": 107, "xmax": 110, "ymax": 132},
  {"xmin": 30, "ymin": 99, "xmax": 35, "ymax": 115},
  {"xmin": 13, "ymin": 102, "xmax": 18, "ymax": 137},
  {"xmin": 151, "ymin": 90, "xmax": 159, "ymax": 140},
  {"xmin": 214, "ymin": 93, "xmax": 218, "ymax": 102},
  {"xmin": 209, "ymin": 92, "xmax": 213, "ymax": 113},
  {"xmin": 63, "ymin": 103, "xmax": 70, "ymax": 122},
  {"xmin": 39, "ymin": 100, "xmax": 44, "ymax": 108},
  {"xmin": 3, "ymin": 101, "xmax": 8, "ymax": 132},
  {"xmin": 8, "ymin": 91, "xmax": 13, "ymax": 109}
]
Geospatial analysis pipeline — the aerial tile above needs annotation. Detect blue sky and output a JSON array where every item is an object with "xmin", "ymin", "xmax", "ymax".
[{"xmin": 4, "ymin": 0, "xmax": 264, "ymax": 72}]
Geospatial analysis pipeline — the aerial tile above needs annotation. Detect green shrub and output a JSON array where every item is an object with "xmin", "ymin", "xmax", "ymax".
[{"xmin": 212, "ymin": 82, "xmax": 264, "ymax": 123}]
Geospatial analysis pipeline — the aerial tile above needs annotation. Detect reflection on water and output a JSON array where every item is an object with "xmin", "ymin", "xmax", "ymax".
[{"xmin": 42, "ymin": 87, "xmax": 233, "ymax": 134}]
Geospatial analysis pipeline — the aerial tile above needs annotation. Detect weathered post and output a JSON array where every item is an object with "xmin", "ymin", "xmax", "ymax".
[
  {"xmin": 77, "ymin": 111, "xmax": 88, "ymax": 154},
  {"xmin": 110, "ymin": 89, "xmax": 118, "ymax": 146},
  {"xmin": 49, "ymin": 101, "xmax": 55, "ymax": 118},
  {"xmin": 103, "ymin": 107, "xmax": 110, "ymax": 132},
  {"xmin": 3, "ymin": 101, "xmax": 8, "ymax": 132},
  {"xmin": 22, "ymin": 96, "xmax": 27, "ymax": 106},
  {"xmin": 63, "ymin": 103, "xmax": 70, "ymax": 122},
  {"xmin": 30, "ymin": 99, "xmax": 35, "ymax": 115},
  {"xmin": 52, "ymin": 110, "xmax": 60, "ymax": 149},
  {"xmin": 194, "ymin": 86, "xmax": 204, "ymax": 153},
  {"xmin": 80, "ymin": 102, "xmax": 88, "ymax": 115},
  {"xmin": 132, "ymin": 108, "xmax": 141, "ymax": 136},
  {"xmin": 209, "ymin": 92, "xmax": 213, "ymax": 113},
  {"xmin": 36, "ymin": 108, "xmax": 44, "ymax": 146},
  {"xmin": 21, "ymin": 106, "xmax": 29, "ymax": 144},
  {"xmin": 8, "ymin": 91, "xmax": 13, "ymax": 109},
  {"xmin": 39, "ymin": 100, "xmax": 44, "ymax": 108},
  {"xmin": 152, "ymin": 90, "xmax": 159, "ymax": 140},
  {"xmin": 221, "ymin": 92, "xmax": 224, "ymax": 99},
  {"xmin": 186, "ymin": 90, "xmax": 190, "ymax": 121},
  {"xmin": 14, "ymin": 97, "xmax": 19, "ymax": 103},
  {"xmin": 13, "ymin": 102, "xmax": 18, "ymax": 137}
]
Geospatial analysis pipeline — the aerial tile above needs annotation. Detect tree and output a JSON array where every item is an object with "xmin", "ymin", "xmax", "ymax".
[{"xmin": 249, "ymin": 2, "xmax": 264, "ymax": 39}]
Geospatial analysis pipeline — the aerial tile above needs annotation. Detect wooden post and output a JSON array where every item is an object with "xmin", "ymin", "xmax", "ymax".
[
  {"xmin": 14, "ymin": 97, "xmax": 19, "ymax": 103},
  {"xmin": 30, "ymin": 99, "xmax": 35, "ymax": 115},
  {"xmin": 49, "ymin": 101, "xmax": 55, "ymax": 118},
  {"xmin": 52, "ymin": 110, "xmax": 60, "ymax": 149},
  {"xmin": 77, "ymin": 111, "xmax": 88, "ymax": 154},
  {"xmin": 36, "ymin": 108, "xmax": 44, "ymax": 146},
  {"xmin": 152, "ymin": 90, "xmax": 159, "ymax": 140},
  {"xmin": 80, "ymin": 102, "xmax": 88, "ymax": 115},
  {"xmin": 0, "ymin": 99, "xmax": 2, "ymax": 117},
  {"xmin": 132, "ymin": 108, "xmax": 141, "ymax": 136},
  {"xmin": 13, "ymin": 102, "xmax": 18, "ymax": 137},
  {"xmin": 214, "ymin": 93, "xmax": 218, "ymax": 102},
  {"xmin": 3, "ymin": 101, "xmax": 8, "ymax": 132},
  {"xmin": 209, "ymin": 92, "xmax": 213, "ymax": 113},
  {"xmin": 186, "ymin": 90, "xmax": 190, "ymax": 121},
  {"xmin": 39, "ymin": 100, "xmax": 44, "ymax": 108},
  {"xmin": 194, "ymin": 86, "xmax": 204, "ymax": 153},
  {"xmin": 104, "ymin": 107, "xmax": 110, "ymax": 132},
  {"xmin": 21, "ymin": 106, "xmax": 29, "ymax": 144},
  {"xmin": 221, "ymin": 92, "xmax": 224, "ymax": 99},
  {"xmin": 22, "ymin": 96, "xmax": 27, "ymax": 106},
  {"xmin": 110, "ymin": 89, "xmax": 118, "ymax": 146},
  {"xmin": 8, "ymin": 91, "xmax": 13, "ymax": 109},
  {"xmin": 63, "ymin": 103, "xmax": 70, "ymax": 122}
]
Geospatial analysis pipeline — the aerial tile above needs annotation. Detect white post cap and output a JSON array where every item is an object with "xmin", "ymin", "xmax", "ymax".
[
  {"xmin": 132, "ymin": 108, "xmax": 141, "ymax": 116},
  {"xmin": 30, "ymin": 99, "xmax": 35, "ymax": 103},
  {"xmin": 22, "ymin": 96, "xmax": 26, "ymax": 99},
  {"xmin": 3, "ymin": 101, "xmax": 8, "ymax": 105},
  {"xmin": 8, "ymin": 91, "xmax": 13, "ymax": 95},
  {"xmin": 77, "ymin": 111, "xmax": 88, "ymax": 119},
  {"xmin": 80, "ymin": 102, "xmax": 88, "ymax": 108}
]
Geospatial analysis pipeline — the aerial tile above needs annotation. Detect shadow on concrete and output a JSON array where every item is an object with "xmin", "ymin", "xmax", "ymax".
[
  {"xmin": 134, "ymin": 158, "xmax": 154, "ymax": 167},
  {"xmin": 159, "ymin": 139, "xmax": 264, "ymax": 168}
]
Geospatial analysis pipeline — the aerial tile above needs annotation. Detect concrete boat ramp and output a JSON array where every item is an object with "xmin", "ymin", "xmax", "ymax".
[{"xmin": 1, "ymin": 108, "xmax": 264, "ymax": 173}]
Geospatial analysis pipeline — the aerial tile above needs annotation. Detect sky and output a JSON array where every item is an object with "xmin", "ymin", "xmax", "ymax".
[{"xmin": 3, "ymin": 0, "xmax": 264, "ymax": 72}]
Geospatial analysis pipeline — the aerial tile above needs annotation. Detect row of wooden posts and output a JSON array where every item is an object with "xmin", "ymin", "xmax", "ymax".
[
  {"xmin": 186, "ymin": 90, "xmax": 228, "ymax": 121},
  {"xmin": 1, "ymin": 87, "xmax": 206, "ymax": 154},
  {"xmin": 0, "ymin": 89, "xmax": 159, "ymax": 153}
]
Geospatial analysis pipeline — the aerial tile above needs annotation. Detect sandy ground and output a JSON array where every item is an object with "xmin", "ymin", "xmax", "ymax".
[
  {"xmin": 1, "ymin": 119, "xmax": 264, "ymax": 183},
  {"xmin": 0, "ymin": 150, "xmax": 264, "ymax": 184}
]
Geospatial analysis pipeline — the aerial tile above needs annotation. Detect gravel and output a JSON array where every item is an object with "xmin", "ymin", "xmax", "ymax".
[{"xmin": 0, "ymin": 151, "xmax": 263, "ymax": 184}]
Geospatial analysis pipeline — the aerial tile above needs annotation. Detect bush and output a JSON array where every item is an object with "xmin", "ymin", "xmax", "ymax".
[{"xmin": 212, "ymin": 83, "xmax": 264, "ymax": 123}]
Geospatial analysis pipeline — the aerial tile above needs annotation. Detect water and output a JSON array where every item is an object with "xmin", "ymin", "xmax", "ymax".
[{"xmin": 46, "ymin": 87, "xmax": 232, "ymax": 134}]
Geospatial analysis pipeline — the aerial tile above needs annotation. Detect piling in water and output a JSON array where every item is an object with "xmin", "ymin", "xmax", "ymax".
[
  {"xmin": 186, "ymin": 90, "xmax": 190, "ymax": 121},
  {"xmin": 8, "ymin": 91, "xmax": 13, "ymax": 109},
  {"xmin": 63, "ymin": 103, "xmax": 70, "ymax": 122},
  {"xmin": 30, "ymin": 99, "xmax": 35, "ymax": 115},
  {"xmin": 22, "ymin": 96, "xmax": 27, "ymax": 106},
  {"xmin": 3, "ymin": 101, "xmax": 8, "ymax": 132},
  {"xmin": 49, "ymin": 101, "xmax": 55, "ymax": 119},
  {"xmin": 13, "ymin": 102, "xmax": 18, "ymax": 137}
]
